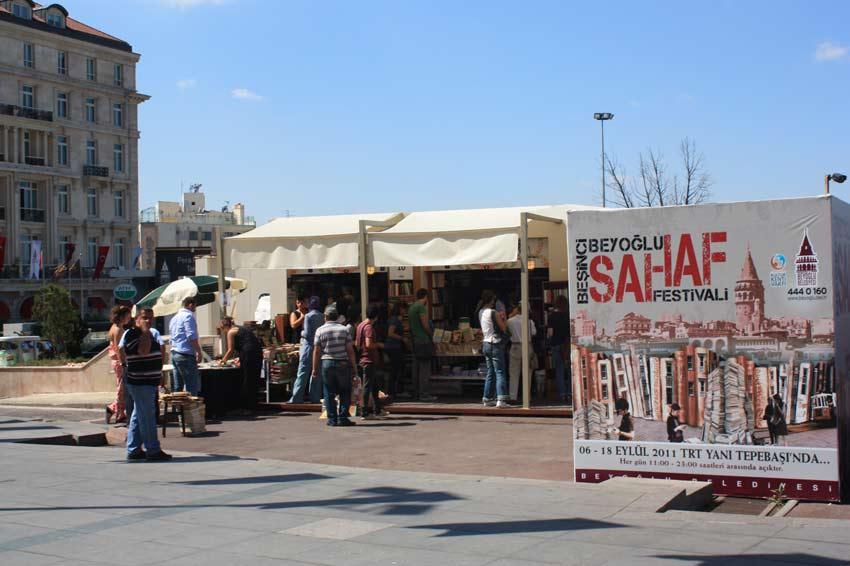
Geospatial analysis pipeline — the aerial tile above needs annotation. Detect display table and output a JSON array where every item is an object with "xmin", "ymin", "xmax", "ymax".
[{"xmin": 199, "ymin": 364, "xmax": 241, "ymax": 418}]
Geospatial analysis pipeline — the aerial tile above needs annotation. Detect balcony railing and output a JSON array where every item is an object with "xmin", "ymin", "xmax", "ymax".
[
  {"xmin": 0, "ymin": 103, "xmax": 53, "ymax": 122},
  {"xmin": 0, "ymin": 265, "xmax": 101, "ymax": 281},
  {"xmin": 83, "ymin": 165, "xmax": 109, "ymax": 177},
  {"xmin": 20, "ymin": 208, "xmax": 45, "ymax": 223},
  {"xmin": 24, "ymin": 156, "xmax": 45, "ymax": 166}
]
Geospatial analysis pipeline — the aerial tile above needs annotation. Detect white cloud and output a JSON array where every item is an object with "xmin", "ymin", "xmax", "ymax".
[
  {"xmin": 814, "ymin": 41, "xmax": 849, "ymax": 62},
  {"xmin": 159, "ymin": 0, "xmax": 230, "ymax": 8},
  {"xmin": 231, "ymin": 88, "xmax": 263, "ymax": 101},
  {"xmin": 176, "ymin": 78, "xmax": 197, "ymax": 91}
]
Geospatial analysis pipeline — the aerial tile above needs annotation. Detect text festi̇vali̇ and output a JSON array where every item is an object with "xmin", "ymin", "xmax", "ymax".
[{"xmin": 574, "ymin": 233, "xmax": 728, "ymax": 304}]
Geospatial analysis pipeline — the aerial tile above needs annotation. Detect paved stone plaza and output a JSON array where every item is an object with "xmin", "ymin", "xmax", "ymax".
[{"xmin": 1, "ymin": 435, "xmax": 849, "ymax": 565}]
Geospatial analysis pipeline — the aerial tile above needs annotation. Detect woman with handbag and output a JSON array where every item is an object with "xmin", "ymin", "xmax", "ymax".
[{"xmin": 480, "ymin": 290, "xmax": 509, "ymax": 408}]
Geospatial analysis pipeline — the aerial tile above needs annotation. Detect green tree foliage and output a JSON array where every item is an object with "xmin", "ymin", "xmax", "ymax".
[{"xmin": 32, "ymin": 284, "xmax": 80, "ymax": 352}]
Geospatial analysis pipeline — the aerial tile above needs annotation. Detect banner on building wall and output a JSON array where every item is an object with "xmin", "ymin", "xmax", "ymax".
[
  {"xmin": 92, "ymin": 246, "xmax": 110, "ymax": 280},
  {"xmin": 131, "ymin": 246, "xmax": 143, "ymax": 269},
  {"xmin": 567, "ymin": 196, "xmax": 844, "ymax": 502},
  {"xmin": 29, "ymin": 241, "xmax": 42, "ymax": 280}
]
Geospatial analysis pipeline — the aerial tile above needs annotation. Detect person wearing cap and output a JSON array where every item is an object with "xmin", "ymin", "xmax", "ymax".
[
  {"xmin": 613, "ymin": 397, "xmax": 634, "ymax": 441},
  {"xmin": 312, "ymin": 305, "xmax": 358, "ymax": 426},
  {"xmin": 287, "ymin": 296, "xmax": 324, "ymax": 404},
  {"xmin": 667, "ymin": 403, "xmax": 685, "ymax": 443}
]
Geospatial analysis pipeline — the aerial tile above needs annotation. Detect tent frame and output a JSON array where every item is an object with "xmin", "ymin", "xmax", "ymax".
[{"xmin": 358, "ymin": 211, "xmax": 564, "ymax": 409}]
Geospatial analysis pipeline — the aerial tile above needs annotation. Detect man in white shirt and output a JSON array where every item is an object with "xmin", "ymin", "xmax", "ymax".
[{"xmin": 507, "ymin": 303, "xmax": 536, "ymax": 402}]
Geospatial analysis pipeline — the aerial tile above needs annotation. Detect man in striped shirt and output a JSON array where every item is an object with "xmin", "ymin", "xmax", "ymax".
[
  {"xmin": 121, "ymin": 310, "xmax": 172, "ymax": 461},
  {"xmin": 312, "ymin": 305, "xmax": 358, "ymax": 427}
]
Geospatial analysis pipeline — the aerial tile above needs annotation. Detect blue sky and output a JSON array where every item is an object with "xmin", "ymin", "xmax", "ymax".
[{"xmin": 71, "ymin": 0, "xmax": 850, "ymax": 224}]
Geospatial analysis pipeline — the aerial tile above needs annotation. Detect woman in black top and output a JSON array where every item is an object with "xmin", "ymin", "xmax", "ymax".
[
  {"xmin": 614, "ymin": 397, "xmax": 634, "ymax": 441},
  {"xmin": 667, "ymin": 403, "xmax": 684, "ymax": 443},
  {"xmin": 763, "ymin": 394, "xmax": 788, "ymax": 446},
  {"xmin": 219, "ymin": 317, "xmax": 264, "ymax": 414}
]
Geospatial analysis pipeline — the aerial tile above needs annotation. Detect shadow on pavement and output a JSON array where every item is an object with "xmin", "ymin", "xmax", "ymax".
[
  {"xmin": 0, "ymin": 485, "xmax": 463, "ymax": 517},
  {"xmin": 654, "ymin": 554, "xmax": 846, "ymax": 565},
  {"xmin": 0, "ymin": 425, "xmax": 63, "ymax": 432},
  {"xmin": 356, "ymin": 422, "xmax": 417, "ymax": 428},
  {"xmin": 381, "ymin": 416, "xmax": 460, "ymax": 422},
  {"xmin": 127, "ymin": 454, "xmax": 257, "ymax": 463},
  {"xmin": 414, "ymin": 518, "xmax": 625, "ymax": 536},
  {"xmin": 260, "ymin": 485, "xmax": 462, "ymax": 516},
  {"xmin": 171, "ymin": 473, "xmax": 332, "ymax": 485}
]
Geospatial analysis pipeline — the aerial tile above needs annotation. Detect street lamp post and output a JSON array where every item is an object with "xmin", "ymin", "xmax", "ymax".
[
  {"xmin": 593, "ymin": 113, "xmax": 614, "ymax": 207},
  {"xmin": 825, "ymin": 173, "xmax": 847, "ymax": 194}
]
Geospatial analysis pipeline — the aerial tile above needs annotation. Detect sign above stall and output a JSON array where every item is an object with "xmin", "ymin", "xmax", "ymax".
[{"xmin": 389, "ymin": 266, "xmax": 413, "ymax": 280}]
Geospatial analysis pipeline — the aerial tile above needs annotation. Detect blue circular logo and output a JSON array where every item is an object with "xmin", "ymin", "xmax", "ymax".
[{"xmin": 770, "ymin": 254, "xmax": 786, "ymax": 270}]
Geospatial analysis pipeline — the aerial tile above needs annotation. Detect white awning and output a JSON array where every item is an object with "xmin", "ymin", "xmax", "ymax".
[
  {"xmin": 369, "ymin": 204, "xmax": 596, "ymax": 267},
  {"xmin": 227, "ymin": 212, "xmax": 403, "ymax": 270}
]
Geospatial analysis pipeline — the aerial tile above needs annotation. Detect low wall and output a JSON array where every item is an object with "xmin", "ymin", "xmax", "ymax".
[
  {"xmin": 0, "ymin": 349, "xmax": 113, "ymax": 399},
  {"xmin": 0, "ymin": 335, "xmax": 223, "ymax": 399}
]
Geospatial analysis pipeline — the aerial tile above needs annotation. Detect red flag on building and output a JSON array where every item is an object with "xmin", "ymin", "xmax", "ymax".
[
  {"xmin": 92, "ymin": 246, "xmax": 110, "ymax": 280},
  {"xmin": 63, "ymin": 242, "xmax": 76, "ymax": 265},
  {"xmin": 0, "ymin": 236, "xmax": 6, "ymax": 270},
  {"xmin": 53, "ymin": 243, "xmax": 77, "ymax": 279}
]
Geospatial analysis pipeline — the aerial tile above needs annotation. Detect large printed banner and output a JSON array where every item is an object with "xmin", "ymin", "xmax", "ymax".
[{"xmin": 567, "ymin": 197, "xmax": 844, "ymax": 501}]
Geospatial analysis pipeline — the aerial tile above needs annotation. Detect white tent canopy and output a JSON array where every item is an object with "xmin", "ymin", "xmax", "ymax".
[
  {"xmin": 227, "ymin": 212, "xmax": 403, "ymax": 270},
  {"xmin": 369, "ymin": 204, "xmax": 596, "ymax": 267}
]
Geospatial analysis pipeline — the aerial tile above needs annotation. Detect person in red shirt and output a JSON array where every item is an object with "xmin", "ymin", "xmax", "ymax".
[{"xmin": 356, "ymin": 303, "xmax": 388, "ymax": 419}]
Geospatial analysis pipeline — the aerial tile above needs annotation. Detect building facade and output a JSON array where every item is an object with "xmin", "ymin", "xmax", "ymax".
[
  {"xmin": 0, "ymin": 1, "xmax": 148, "ymax": 322},
  {"xmin": 139, "ymin": 188, "xmax": 254, "ymax": 284}
]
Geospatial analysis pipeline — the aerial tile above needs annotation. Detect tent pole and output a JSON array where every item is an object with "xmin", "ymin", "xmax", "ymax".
[
  {"xmin": 358, "ymin": 221, "xmax": 368, "ymax": 322},
  {"xmin": 217, "ymin": 227, "xmax": 226, "ymax": 318},
  {"xmin": 520, "ymin": 213, "xmax": 531, "ymax": 409}
]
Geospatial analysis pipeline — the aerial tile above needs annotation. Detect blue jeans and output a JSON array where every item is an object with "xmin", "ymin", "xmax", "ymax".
[
  {"xmin": 126, "ymin": 383, "xmax": 160, "ymax": 455},
  {"xmin": 482, "ymin": 341, "xmax": 508, "ymax": 401},
  {"xmin": 171, "ymin": 352, "xmax": 200, "ymax": 395},
  {"xmin": 122, "ymin": 370, "xmax": 134, "ymax": 421},
  {"xmin": 551, "ymin": 345, "xmax": 566, "ymax": 399},
  {"xmin": 289, "ymin": 341, "xmax": 313, "ymax": 403},
  {"xmin": 322, "ymin": 359, "xmax": 352, "ymax": 424}
]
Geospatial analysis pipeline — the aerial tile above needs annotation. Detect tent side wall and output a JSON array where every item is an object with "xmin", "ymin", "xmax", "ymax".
[
  {"xmin": 529, "ymin": 218, "xmax": 568, "ymax": 281},
  {"xmin": 830, "ymin": 195, "xmax": 850, "ymax": 502}
]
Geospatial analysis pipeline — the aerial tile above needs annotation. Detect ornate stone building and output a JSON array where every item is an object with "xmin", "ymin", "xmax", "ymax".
[{"xmin": 0, "ymin": 1, "xmax": 148, "ymax": 322}]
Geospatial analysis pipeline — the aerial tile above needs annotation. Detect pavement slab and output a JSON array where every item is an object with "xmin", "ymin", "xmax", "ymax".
[{"xmin": 1, "ymin": 442, "xmax": 849, "ymax": 566}]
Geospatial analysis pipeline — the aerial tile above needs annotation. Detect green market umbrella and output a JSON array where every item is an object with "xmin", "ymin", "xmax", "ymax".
[{"xmin": 133, "ymin": 275, "xmax": 247, "ymax": 317}]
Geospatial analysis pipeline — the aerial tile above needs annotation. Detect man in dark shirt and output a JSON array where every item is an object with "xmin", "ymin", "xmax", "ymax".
[{"xmin": 356, "ymin": 303, "xmax": 386, "ymax": 419}]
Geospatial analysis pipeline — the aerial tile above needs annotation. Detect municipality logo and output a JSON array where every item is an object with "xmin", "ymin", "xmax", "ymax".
[{"xmin": 769, "ymin": 253, "xmax": 787, "ymax": 288}]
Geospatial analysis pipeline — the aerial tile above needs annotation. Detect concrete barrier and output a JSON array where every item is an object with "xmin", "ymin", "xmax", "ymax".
[
  {"xmin": 0, "ymin": 335, "xmax": 222, "ymax": 399},
  {"xmin": 0, "ymin": 349, "xmax": 112, "ymax": 399}
]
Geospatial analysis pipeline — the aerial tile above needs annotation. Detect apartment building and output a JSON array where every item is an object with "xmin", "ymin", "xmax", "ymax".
[
  {"xmin": 0, "ymin": 1, "xmax": 148, "ymax": 321},
  {"xmin": 139, "ymin": 188, "xmax": 254, "ymax": 284}
]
